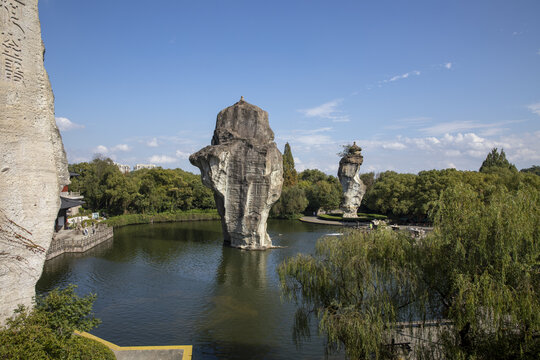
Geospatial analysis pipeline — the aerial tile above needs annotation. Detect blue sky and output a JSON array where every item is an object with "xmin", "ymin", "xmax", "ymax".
[{"xmin": 40, "ymin": 0, "xmax": 540, "ymax": 175}]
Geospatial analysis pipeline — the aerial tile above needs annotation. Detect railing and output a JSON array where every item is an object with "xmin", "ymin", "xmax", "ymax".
[
  {"xmin": 60, "ymin": 191, "xmax": 82, "ymax": 198},
  {"xmin": 47, "ymin": 226, "xmax": 113, "ymax": 260}
]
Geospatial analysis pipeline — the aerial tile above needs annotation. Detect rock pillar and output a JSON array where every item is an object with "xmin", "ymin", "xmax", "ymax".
[
  {"xmin": 338, "ymin": 143, "xmax": 366, "ymax": 218},
  {"xmin": 190, "ymin": 97, "xmax": 283, "ymax": 250},
  {"xmin": 0, "ymin": 0, "xmax": 69, "ymax": 323}
]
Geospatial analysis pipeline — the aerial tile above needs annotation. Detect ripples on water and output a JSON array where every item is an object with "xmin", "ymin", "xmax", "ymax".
[{"xmin": 37, "ymin": 220, "xmax": 344, "ymax": 360}]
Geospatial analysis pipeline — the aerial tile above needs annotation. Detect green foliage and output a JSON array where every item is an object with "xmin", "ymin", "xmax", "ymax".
[
  {"xmin": 279, "ymin": 230, "xmax": 417, "ymax": 359},
  {"xmin": 34, "ymin": 285, "xmax": 100, "ymax": 339},
  {"xmin": 104, "ymin": 209, "xmax": 220, "ymax": 228},
  {"xmin": 362, "ymin": 165, "xmax": 540, "ymax": 222},
  {"xmin": 521, "ymin": 165, "xmax": 540, "ymax": 176},
  {"xmin": 279, "ymin": 184, "xmax": 540, "ymax": 359},
  {"xmin": 365, "ymin": 171, "xmax": 416, "ymax": 217},
  {"xmin": 69, "ymin": 157, "xmax": 215, "ymax": 216},
  {"xmin": 297, "ymin": 169, "xmax": 342, "ymax": 212},
  {"xmin": 283, "ymin": 142, "xmax": 298, "ymax": 187},
  {"xmin": 0, "ymin": 285, "xmax": 115, "ymax": 359},
  {"xmin": 479, "ymin": 148, "xmax": 517, "ymax": 173},
  {"xmin": 271, "ymin": 185, "xmax": 308, "ymax": 219}
]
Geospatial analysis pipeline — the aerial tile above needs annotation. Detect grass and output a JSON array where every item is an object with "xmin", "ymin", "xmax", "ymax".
[{"xmin": 104, "ymin": 209, "xmax": 220, "ymax": 228}]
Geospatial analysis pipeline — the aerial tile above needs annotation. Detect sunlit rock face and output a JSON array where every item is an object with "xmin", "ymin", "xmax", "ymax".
[
  {"xmin": 0, "ymin": 0, "xmax": 69, "ymax": 323},
  {"xmin": 338, "ymin": 143, "xmax": 366, "ymax": 218},
  {"xmin": 190, "ymin": 97, "xmax": 283, "ymax": 250}
]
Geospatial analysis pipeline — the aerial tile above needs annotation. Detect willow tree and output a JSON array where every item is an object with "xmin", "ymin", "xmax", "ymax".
[{"xmin": 278, "ymin": 184, "xmax": 539, "ymax": 359}]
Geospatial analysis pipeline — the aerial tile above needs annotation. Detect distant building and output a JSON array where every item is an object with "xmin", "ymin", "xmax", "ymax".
[
  {"xmin": 115, "ymin": 163, "xmax": 131, "ymax": 174},
  {"xmin": 134, "ymin": 164, "xmax": 156, "ymax": 171},
  {"xmin": 57, "ymin": 172, "xmax": 85, "ymax": 231}
]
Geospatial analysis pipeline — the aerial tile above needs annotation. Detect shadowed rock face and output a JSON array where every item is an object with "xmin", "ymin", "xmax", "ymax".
[
  {"xmin": 0, "ymin": 0, "xmax": 69, "ymax": 323},
  {"xmin": 190, "ymin": 98, "xmax": 283, "ymax": 250},
  {"xmin": 338, "ymin": 143, "xmax": 366, "ymax": 218}
]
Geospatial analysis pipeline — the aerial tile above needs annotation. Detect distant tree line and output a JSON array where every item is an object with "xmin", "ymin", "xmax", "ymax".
[
  {"xmin": 272, "ymin": 146, "xmax": 540, "ymax": 221},
  {"xmin": 68, "ymin": 157, "xmax": 215, "ymax": 216},
  {"xmin": 70, "ymin": 149, "xmax": 539, "ymax": 222}
]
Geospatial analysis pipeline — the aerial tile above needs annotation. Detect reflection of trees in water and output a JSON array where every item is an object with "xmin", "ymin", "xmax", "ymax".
[{"xmin": 104, "ymin": 221, "xmax": 222, "ymax": 264}]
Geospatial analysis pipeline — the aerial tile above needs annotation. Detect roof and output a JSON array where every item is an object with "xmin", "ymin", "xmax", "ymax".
[{"xmin": 60, "ymin": 196, "xmax": 85, "ymax": 210}]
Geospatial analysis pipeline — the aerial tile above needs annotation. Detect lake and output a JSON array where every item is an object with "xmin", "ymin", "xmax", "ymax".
[{"xmin": 37, "ymin": 220, "xmax": 345, "ymax": 360}]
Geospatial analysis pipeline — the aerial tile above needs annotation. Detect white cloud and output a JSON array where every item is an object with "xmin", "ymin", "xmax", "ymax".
[
  {"xmin": 175, "ymin": 150, "xmax": 191, "ymax": 159},
  {"xmin": 149, "ymin": 155, "xmax": 177, "ymax": 164},
  {"xmin": 537, "ymin": 49, "xmax": 540, "ymax": 55},
  {"xmin": 298, "ymin": 99, "xmax": 350, "ymax": 122},
  {"xmin": 112, "ymin": 144, "xmax": 130, "ymax": 152},
  {"xmin": 94, "ymin": 145, "xmax": 108, "ymax": 154},
  {"xmin": 444, "ymin": 62, "xmax": 452, "ymax": 69},
  {"xmin": 420, "ymin": 120, "xmax": 522, "ymax": 136},
  {"xmin": 528, "ymin": 102, "xmax": 540, "ymax": 116},
  {"xmin": 56, "ymin": 117, "xmax": 84, "ymax": 131},
  {"xmin": 383, "ymin": 70, "xmax": 421, "ymax": 83},
  {"xmin": 382, "ymin": 142, "xmax": 407, "ymax": 150},
  {"xmin": 147, "ymin": 138, "xmax": 159, "ymax": 147}
]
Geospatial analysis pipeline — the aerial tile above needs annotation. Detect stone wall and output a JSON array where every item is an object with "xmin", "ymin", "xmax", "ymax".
[
  {"xmin": 46, "ymin": 226, "xmax": 114, "ymax": 261},
  {"xmin": 0, "ymin": 0, "xmax": 69, "ymax": 323}
]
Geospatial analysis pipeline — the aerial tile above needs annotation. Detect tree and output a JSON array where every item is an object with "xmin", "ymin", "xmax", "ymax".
[
  {"xmin": 521, "ymin": 165, "xmax": 540, "ymax": 176},
  {"xmin": 271, "ymin": 185, "xmax": 308, "ymax": 219},
  {"xmin": 479, "ymin": 148, "xmax": 517, "ymax": 173},
  {"xmin": 365, "ymin": 171, "xmax": 416, "ymax": 217},
  {"xmin": 279, "ymin": 184, "xmax": 540, "ymax": 359},
  {"xmin": 283, "ymin": 143, "xmax": 298, "ymax": 187},
  {"xmin": 0, "ymin": 285, "xmax": 115, "ymax": 359}
]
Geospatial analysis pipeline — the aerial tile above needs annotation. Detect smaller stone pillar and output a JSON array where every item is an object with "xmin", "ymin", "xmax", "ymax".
[{"xmin": 338, "ymin": 142, "xmax": 366, "ymax": 218}]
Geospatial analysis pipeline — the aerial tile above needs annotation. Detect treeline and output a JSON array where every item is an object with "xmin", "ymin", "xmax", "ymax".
[
  {"xmin": 272, "ymin": 146, "xmax": 540, "ymax": 222},
  {"xmin": 68, "ymin": 158, "xmax": 215, "ymax": 216},
  {"xmin": 70, "ymin": 148, "xmax": 539, "ymax": 223}
]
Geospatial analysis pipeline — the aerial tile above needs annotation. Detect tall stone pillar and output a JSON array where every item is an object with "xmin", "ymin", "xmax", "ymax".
[
  {"xmin": 338, "ymin": 142, "xmax": 366, "ymax": 218},
  {"xmin": 190, "ymin": 97, "xmax": 283, "ymax": 250},
  {"xmin": 0, "ymin": 0, "xmax": 69, "ymax": 323}
]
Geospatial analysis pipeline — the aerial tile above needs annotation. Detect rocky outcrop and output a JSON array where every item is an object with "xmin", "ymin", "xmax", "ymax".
[
  {"xmin": 338, "ymin": 142, "xmax": 366, "ymax": 218},
  {"xmin": 0, "ymin": 1, "xmax": 69, "ymax": 323},
  {"xmin": 190, "ymin": 97, "xmax": 283, "ymax": 250}
]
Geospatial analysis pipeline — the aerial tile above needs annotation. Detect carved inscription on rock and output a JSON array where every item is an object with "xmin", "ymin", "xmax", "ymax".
[{"xmin": 1, "ymin": 0, "xmax": 25, "ymax": 83}]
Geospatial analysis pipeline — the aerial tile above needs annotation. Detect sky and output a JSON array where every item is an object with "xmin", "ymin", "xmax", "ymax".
[{"xmin": 39, "ymin": 0, "xmax": 540, "ymax": 175}]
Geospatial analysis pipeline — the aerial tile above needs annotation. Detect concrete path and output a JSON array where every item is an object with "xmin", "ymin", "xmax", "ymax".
[
  {"xmin": 76, "ymin": 331, "xmax": 192, "ymax": 360},
  {"xmin": 299, "ymin": 216, "xmax": 370, "ymax": 227}
]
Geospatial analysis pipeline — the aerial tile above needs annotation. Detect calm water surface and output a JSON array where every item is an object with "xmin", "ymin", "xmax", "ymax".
[{"xmin": 37, "ymin": 220, "xmax": 345, "ymax": 359}]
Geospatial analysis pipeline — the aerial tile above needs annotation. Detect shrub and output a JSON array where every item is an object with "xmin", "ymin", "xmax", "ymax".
[{"xmin": 0, "ymin": 285, "xmax": 115, "ymax": 359}]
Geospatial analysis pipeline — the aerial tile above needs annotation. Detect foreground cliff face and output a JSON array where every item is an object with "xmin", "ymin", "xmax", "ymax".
[
  {"xmin": 0, "ymin": 1, "xmax": 69, "ymax": 323},
  {"xmin": 190, "ymin": 97, "xmax": 283, "ymax": 250},
  {"xmin": 338, "ymin": 143, "xmax": 366, "ymax": 218}
]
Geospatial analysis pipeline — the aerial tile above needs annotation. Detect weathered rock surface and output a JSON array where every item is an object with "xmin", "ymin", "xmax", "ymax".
[
  {"xmin": 338, "ymin": 142, "xmax": 366, "ymax": 218},
  {"xmin": 0, "ymin": 0, "xmax": 69, "ymax": 323},
  {"xmin": 190, "ymin": 97, "xmax": 283, "ymax": 250}
]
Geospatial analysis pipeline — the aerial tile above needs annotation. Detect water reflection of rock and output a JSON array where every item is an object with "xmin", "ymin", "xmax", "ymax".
[{"xmin": 198, "ymin": 247, "xmax": 282, "ymax": 357}]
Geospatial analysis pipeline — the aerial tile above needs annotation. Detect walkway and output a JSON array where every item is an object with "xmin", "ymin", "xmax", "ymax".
[
  {"xmin": 299, "ymin": 216, "xmax": 370, "ymax": 227},
  {"xmin": 76, "ymin": 331, "xmax": 192, "ymax": 360}
]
